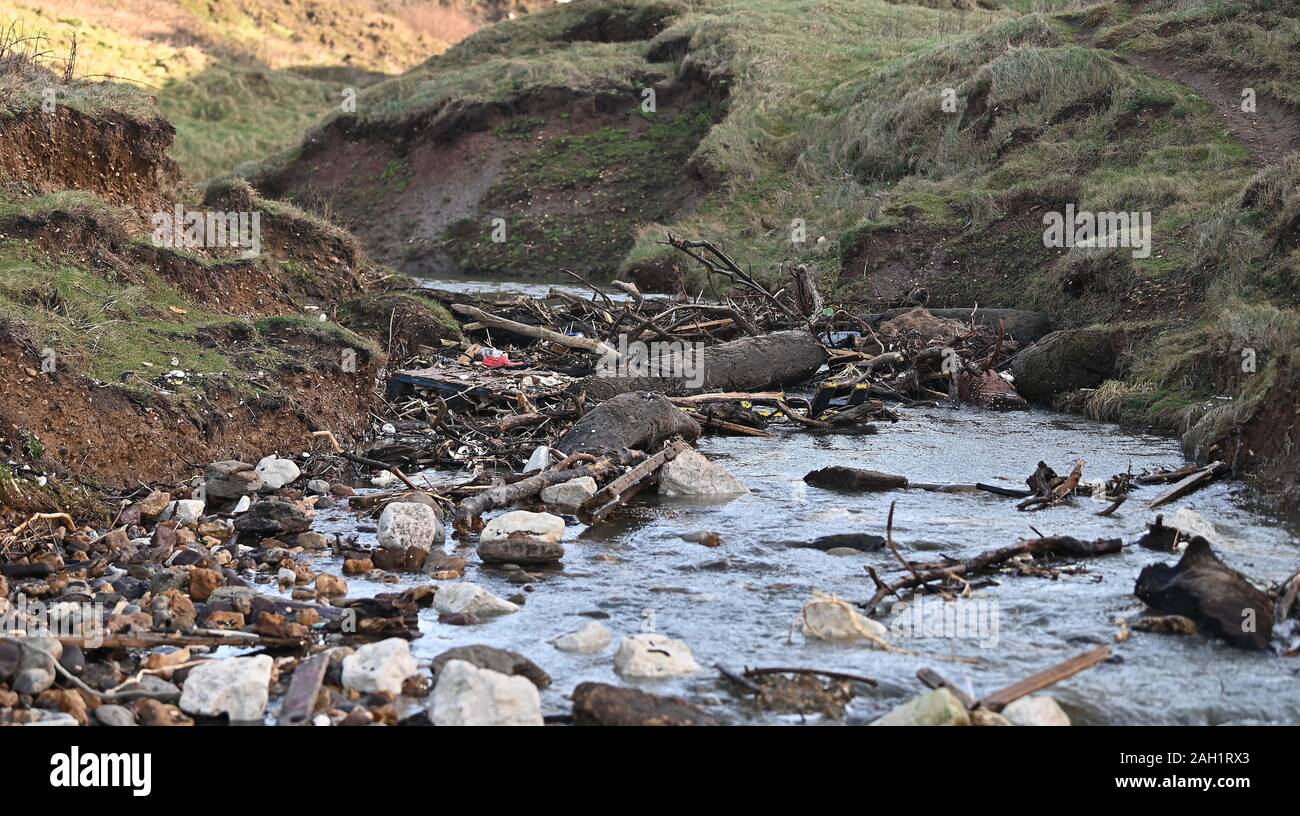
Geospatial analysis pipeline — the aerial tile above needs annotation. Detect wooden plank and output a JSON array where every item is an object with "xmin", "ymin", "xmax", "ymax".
[
  {"xmin": 1147, "ymin": 462, "xmax": 1227, "ymax": 509},
  {"xmin": 979, "ymin": 645, "xmax": 1111, "ymax": 712},
  {"xmin": 277, "ymin": 653, "xmax": 329, "ymax": 726},
  {"xmin": 694, "ymin": 414, "xmax": 774, "ymax": 438},
  {"xmin": 578, "ymin": 441, "xmax": 687, "ymax": 521}
]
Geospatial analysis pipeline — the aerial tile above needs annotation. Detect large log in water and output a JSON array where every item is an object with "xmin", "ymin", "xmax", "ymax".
[
  {"xmin": 578, "ymin": 330, "xmax": 827, "ymax": 400},
  {"xmin": 555, "ymin": 392, "xmax": 701, "ymax": 455},
  {"xmin": 1135, "ymin": 537, "xmax": 1274, "ymax": 650}
]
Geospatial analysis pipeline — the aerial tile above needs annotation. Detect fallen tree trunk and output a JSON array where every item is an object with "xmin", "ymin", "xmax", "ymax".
[
  {"xmin": 577, "ymin": 330, "xmax": 828, "ymax": 399},
  {"xmin": 555, "ymin": 391, "xmax": 701, "ymax": 455}
]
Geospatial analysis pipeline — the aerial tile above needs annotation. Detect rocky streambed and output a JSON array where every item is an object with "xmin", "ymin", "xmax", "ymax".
[{"xmin": 293, "ymin": 406, "xmax": 1300, "ymax": 725}]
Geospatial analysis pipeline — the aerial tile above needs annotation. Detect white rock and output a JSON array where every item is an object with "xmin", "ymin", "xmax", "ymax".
[
  {"xmin": 432, "ymin": 583, "xmax": 519, "ymax": 619},
  {"xmin": 255, "ymin": 455, "xmax": 300, "ymax": 490},
  {"xmin": 800, "ymin": 594, "xmax": 889, "ymax": 644},
  {"xmin": 539, "ymin": 477, "xmax": 598, "ymax": 507},
  {"xmin": 232, "ymin": 495, "xmax": 251, "ymax": 513},
  {"xmin": 179, "ymin": 655, "xmax": 273, "ymax": 722},
  {"xmin": 613, "ymin": 633, "xmax": 699, "ymax": 678},
  {"xmin": 377, "ymin": 502, "xmax": 444, "ymax": 551},
  {"xmin": 306, "ymin": 479, "xmax": 330, "ymax": 495},
  {"xmin": 341, "ymin": 638, "xmax": 419, "ymax": 695},
  {"xmin": 871, "ymin": 688, "xmax": 971, "ymax": 726},
  {"xmin": 163, "ymin": 499, "xmax": 205, "ymax": 526},
  {"xmin": 370, "ymin": 470, "xmax": 398, "ymax": 487},
  {"xmin": 658, "ymin": 449, "xmax": 747, "ymax": 497},
  {"xmin": 481, "ymin": 510, "xmax": 565, "ymax": 544},
  {"xmin": 430, "ymin": 659, "xmax": 542, "ymax": 726},
  {"xmin": 1002, "ymin": 695, "xmax": 1071, "ymax": 726},
  {"xmin": 553, "ymin": 621, "xmax": 611, "ymax": 654}
]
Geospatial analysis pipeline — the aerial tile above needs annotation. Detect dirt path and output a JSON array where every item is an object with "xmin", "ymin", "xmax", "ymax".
[{"xmin": 1113, "ymin": 51, "xmax": 1300, "ymax": 167}]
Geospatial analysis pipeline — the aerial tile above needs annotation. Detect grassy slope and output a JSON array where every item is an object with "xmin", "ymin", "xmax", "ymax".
[
  {"xmin": 0, "ymin": 0, "xmax": 529, "ymax": 180},
  {"xmin": 270, "ymin": 0, "xmax": 1297, "ymax": 469}
]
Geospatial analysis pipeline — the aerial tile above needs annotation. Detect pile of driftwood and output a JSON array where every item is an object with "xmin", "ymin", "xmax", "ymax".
[{"xmin": 343, "ymin": 237, "xmax": 1037, "ymax": 486}]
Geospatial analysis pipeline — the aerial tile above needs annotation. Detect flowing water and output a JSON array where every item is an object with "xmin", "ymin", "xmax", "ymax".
[{"xmin": 292, "ymin": 277, "xmax": 1300, "ymax": 724}]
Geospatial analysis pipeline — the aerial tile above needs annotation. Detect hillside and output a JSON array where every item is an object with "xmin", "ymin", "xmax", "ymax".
[
  {"xmin": 0, "ymin": 60, "xmax": 458, "ymax": 511},
  {"xmin": 4, "ymin": 0, "xmax": 553, "ymax": 180},
  {"xmin": 245, "ymin": 0, "xmax": 1300, "ymax": 496}
]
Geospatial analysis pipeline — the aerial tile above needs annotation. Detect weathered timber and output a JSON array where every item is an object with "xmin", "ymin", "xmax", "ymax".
[
  {"xmin": 577, "ymin": 330, "xmax": 828, "ymax": 399},
  {"xmin": 555, "ymin": 392, "xmax": 700, "ymax": 455},
  {"xmin": 979, "ymin": 646, "xmax": 1112, "ymax": 711},
  {"xmin": 277, "ymin": 653, "xmax": 328, "ymax": 726}
]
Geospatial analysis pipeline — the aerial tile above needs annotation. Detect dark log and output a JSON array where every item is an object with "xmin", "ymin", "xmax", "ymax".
[
  {"xmin": 572, "ymin": 682, "xmax": 719, "ymax": 726},
  {"xmin": 976, "ymin": 483, "xmax": 1034, "ymax": 498},
  {"xmin": 804, "ymin": 466, "xmax": 908, "ymax": 492},
  {"xmin": 1135, "ymin": 537, "xmax": 1274, "ymax": 650},
  {"xmin": 554, "ymin": 391, "xmax": 700, "ymax": 455},
  {"xmin": 578, "ymin": 330, "xmax": 828, "ymax": 399}
]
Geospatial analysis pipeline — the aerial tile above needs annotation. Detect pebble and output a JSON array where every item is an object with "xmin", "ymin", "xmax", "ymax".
[
  {"xmin": 377, "ymin": 502, "xmax": 443, "ymax": 551},
  {"xmin": 314, "ymin": 573, "xmax": 348, "ymax": 597},
  {"xmin": 1003, "ymin": 695, "xmax": 1071, "ymax": 726},
  {"xmin": 871, "ymin": 688, "xmax": 970, "ymax": 726},
  {"xmin": 204, "ymin": 460, "xmax": 263, "ymax": 499},
  {"xmin": 539, "ymin": 476, "xmax": 598, "ymax": 507},
  {"xmin": 430, "ymin": 645, "xmax": 551, "ymax": 689},
  {"xmin": 94, "ymin": 704, "xmax": 138, "ymax": 727},
  {"xmin": 658, "ymin": 449, "xmax": 747, "ymax": 497},
  {"xmin": 477, "ymin": 537, "xmax": 564, "ymax": 565},
  {"xmin": 162, "ymin": 499, "xmax": 205, "ymax": 526},
  {"xmin": 480, "ymin": 510, "xmax": 565, "ymax": 544},
  {"xmin": 255, "ymin": 455, "xmax": 301, "ymax": 490}
]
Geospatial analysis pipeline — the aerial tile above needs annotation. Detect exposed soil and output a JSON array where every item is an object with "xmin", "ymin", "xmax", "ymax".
[
  {"xmin": 260, "ymin": 78, "xmax": 722, "ymax": 280},
  {"xmin": 0, "ymin": 106, "xmax": 180, "ymax": 212},
  {"xmin": 0, "ymin": 331, "xmax": 380, "ymax": 489}
]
